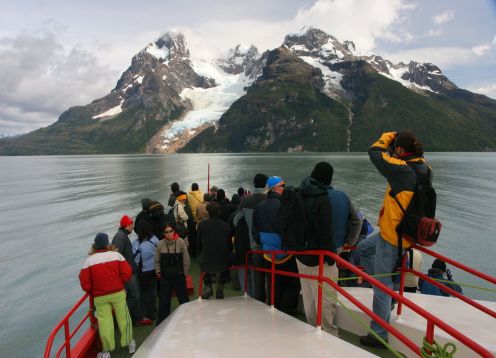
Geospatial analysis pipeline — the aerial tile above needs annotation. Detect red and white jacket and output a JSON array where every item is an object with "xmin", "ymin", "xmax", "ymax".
[{"xmin": 79, "ymin": 250, "xmax": 132, "ymax": 297}]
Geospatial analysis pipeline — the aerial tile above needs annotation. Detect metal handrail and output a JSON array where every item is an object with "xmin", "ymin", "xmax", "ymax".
[
  {"xmin": 44, "ymin": 293, "xmax": 97, "ymax": 358},
  {"xmin": 215, "ymin": 249, "xmax": 494, "ymax": 357}
]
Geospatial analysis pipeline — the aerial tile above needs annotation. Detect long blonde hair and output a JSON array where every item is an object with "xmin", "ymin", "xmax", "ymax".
[{"xmin": 88, "ymin": 244, "xmax": 117, "ymax": 255}]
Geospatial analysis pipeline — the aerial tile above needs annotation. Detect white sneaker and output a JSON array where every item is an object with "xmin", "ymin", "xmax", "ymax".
[
  {"xmin": 129, "ymin": 339, "xmax": 136, "ymax": 354},
  {"xmin": 97, "ymin": 352, "xmax": 110, "ymax": 358}
]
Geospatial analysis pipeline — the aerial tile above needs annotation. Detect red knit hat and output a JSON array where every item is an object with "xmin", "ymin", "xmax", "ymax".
[{"xmin": 120, "ymin": 215, "xmax": 134, "ymax": 228}]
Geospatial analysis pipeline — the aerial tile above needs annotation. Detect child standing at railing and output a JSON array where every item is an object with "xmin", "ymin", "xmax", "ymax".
[{"xmin": 79, "ymin": 233, "xmax": 136, "ymax": 358}]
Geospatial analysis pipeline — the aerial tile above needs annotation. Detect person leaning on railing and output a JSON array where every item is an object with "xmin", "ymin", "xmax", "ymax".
[{"xmin": 79, "ymin": 233, "xmax": 136, "ymax": 357}]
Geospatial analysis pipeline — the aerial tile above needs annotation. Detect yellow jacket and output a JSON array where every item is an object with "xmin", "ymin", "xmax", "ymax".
[
  {"xmin": 369, "ymin": 132, "xmax": 431, "ymax": 248},
  {"xmin": 187, "ymin": 190, "xmax": 204, "ymax": 223}
]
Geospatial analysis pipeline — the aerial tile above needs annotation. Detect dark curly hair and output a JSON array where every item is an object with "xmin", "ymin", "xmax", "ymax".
[{"xmin": 395, "ymin": 131, "xmax": 424, "ymax": 156}]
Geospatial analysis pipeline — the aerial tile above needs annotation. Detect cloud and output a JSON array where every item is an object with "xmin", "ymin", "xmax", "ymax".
[
  {"xmin": 433, "ymin": 10, "xmax": 455, "ymax": 25},
  {"xmin": 426, "ymin": 28, "xmax": 443, "ymax": 37},
  {"xmin": 469, "ymin": 83, "xmax": 496, "ymax": 99},
  {"xmin": 0, "ymin": 29, "xmax": 118, "ymax": 135},
  {"xmin": 188, "ymin": 0, "xmax": 415, "ymax": 57},
  {"xmin": 472, "ymin": 44, "xmax": 491, "ymax": 56},
  {"xmin": 492, "ymin": 34, "xmax": 496, "ymax": 45},
  {"xmin": 383, "ymin": 45, "xmax": 493, "ymax": 70}
]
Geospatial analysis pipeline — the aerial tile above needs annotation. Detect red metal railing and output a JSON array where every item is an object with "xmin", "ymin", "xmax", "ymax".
[
  {"xmin": 395, "ymin": 244, "xmax": 496, "ymax": 343},
  {"xmin": 200, "ymin": 249, "xmax": 495, "ymax": 357},
  {"xmin": 44, "ymin": 293, "xmax": 98, "ymax": 358}
]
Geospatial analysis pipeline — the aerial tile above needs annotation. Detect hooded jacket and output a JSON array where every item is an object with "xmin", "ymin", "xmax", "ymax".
[
  {"xmin": 187, "ymin": 190, "xmax": 204, "ymax": 223},
  {"xmin": 369, "ymin": 132, "xmax": 431, "ymax": 248}
]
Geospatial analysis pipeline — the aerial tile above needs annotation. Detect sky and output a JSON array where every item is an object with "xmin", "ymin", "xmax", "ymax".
[{"xmin": 0, "ymin": 0, "xmax": 495, "ymax": 136}]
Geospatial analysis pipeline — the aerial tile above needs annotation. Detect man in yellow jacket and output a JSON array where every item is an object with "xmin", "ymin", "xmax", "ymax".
[{"xmin": 359, "ymin": 131, "xmax": 431, "ymax": 348}]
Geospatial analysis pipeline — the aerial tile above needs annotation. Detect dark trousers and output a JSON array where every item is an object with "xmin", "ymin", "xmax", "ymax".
[
  {"xmin": 188, "ymin": 224, "xmax": 197, "ymax": 258},
  {"xmin": 204, "ymin": 270, "xmax": 230, "ymax": 285},
  {"xmin": 267, "ymin": 257, "xmax": 301, "ymax": 314},
  {"xmin": 251, "ymin": 253, "xmax": 267, "ymax": 303},
  {"xmin": 138, "ymin": 271, "xmax": 157, "ymax": 320},
  {"xmin": 125, "ymin": 273, "xmax": 143, "ymax": 323},
  {"xmin": 404, "ymin": 286, "xmax": 417, "ymax": 293},
  {"xmin": 157, "ymin": 276, "xmax": 190, "ymax": 325}
]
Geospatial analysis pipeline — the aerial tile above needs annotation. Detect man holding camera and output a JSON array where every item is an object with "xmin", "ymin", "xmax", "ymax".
[
  {"xmin": 419, "ymin": 259, "xmax": 463, "ymax": 296},
  {"xmin": 359, "ymin": 131, "xmax": 431, "ymax": 348}
]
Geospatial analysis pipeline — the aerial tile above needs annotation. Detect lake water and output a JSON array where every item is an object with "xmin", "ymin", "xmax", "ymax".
[{"xmin": 1, "ymin": 153, "xmax": 495, "ymax": 356}]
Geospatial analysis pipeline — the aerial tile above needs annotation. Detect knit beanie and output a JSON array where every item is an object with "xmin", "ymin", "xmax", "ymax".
[
  {"xmin": 141, "ymin": 198, "xmax": 152, "ymax": 210},
  {"xmin": 170, "ymin": 182, "xmax": 180, "ymax": 192},
  {"xmin": 253, "ymin": 173, "xmax": 268, "ymax": 188},
  {"xmin": 432, "ymin": 259, "xmax": 447, "ymax": 272},
  {"xmin": 267, "ymin": 176, "xmax": 284, "ymax": 189},
  {"xmin": 120, "ymin": 215, "xmax": 134, "ymax": 228},
  {"xmin": 94, "ymin": 232, "xmax": 109, "ymax": 250},
  {"xmin": 311, "ymin": 162, "xmax": 334, "ymax": 185}
]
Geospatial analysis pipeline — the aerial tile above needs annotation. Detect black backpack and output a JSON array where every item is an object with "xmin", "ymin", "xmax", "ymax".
[
  {"xmin": 393, "ymin": 162, "xmax": 441, "ymax": 248},
  {"xmin": 279, "ymin": 186, "xmax": 331, "ymax": 266},
  {"xmin": 149, "ymin": 201, "xmax": 167, "ymax": 238},
  {"xmin": 167, "ymin": 204, "xmax": 189, "ymax": 238}
]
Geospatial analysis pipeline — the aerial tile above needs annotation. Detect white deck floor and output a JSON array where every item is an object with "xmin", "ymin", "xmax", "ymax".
[
  {"xmin": 134, "ymin": 295, "xmax": 377, "ymax": 358},
  {"xmin": 335, "ymin": 287, "xmax": 496, "ymax": 358}
]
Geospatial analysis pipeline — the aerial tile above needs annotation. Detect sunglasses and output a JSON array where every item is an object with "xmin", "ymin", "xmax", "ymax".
[{"xmin": 164, "ymin": 230, "xmax": 174, "ymax": 234}]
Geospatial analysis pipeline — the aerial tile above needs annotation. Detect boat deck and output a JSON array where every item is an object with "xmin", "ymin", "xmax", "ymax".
[
  {"xmin": 133, "ymin": 295, "xmax": 378, "ymax": 357},
  {"xmin": 335, "ymin": 287, "xmax": 496, "ymax": 357}
]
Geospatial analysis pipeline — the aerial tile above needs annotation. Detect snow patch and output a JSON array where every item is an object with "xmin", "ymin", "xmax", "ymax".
[
  {"xmin": 161, "ymin": 61, "xmax": 256, "ymax": 148},
  {"xmin": 135, "ymin": 75, "xmax": 144, "ymax": 84},
  {"xmin": 92, "ymin": 99, "xmax": 124, "ymax": 119},
  {"xmin": 383, "ymin": 65, "xmax": 437, "ymax": 93},
  {"xmin": 146, "ymin": 43, "xmax": 170, "ymax": 61},
  {"xmin": 300, "ymin": 56, "xmax": 344, "ymax": 93}
]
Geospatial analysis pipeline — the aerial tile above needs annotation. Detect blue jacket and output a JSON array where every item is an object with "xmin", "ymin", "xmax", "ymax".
[
  {"xmin": 132, "ymin": 236, "xmax": 160, "ymax": 272},
  {"xmin": 419, "ymin": 268, "xmax": 463, "ymax": 296},
  {"xmin": 327, "ymin": 187, "xmax": 362, "ymax": 250},
  {"xmin": 252, "ymin": 191, "xmax": 290, "ymax": 263}
]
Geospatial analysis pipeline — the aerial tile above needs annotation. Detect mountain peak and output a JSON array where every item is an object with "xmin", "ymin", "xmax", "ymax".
[
  {"xmin": 284, "ymin": 27, "xmax": 355, "ymax": 62},
  {"xmin": 216, "ymin": 44, "xmax": 262, "ymax": 76}
]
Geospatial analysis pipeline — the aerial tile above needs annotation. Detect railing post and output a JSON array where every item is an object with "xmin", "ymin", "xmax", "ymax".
[
  {"xmin": 316, "ymin": 253, "xmax": 324, "ymax": 330},
  {"xmin": 64, "ymin": 321, "xmax": 71, "ymax": 358},
  {"xmin": 426, "ymin": 320, "xmax": 435, "ymax": 344},
  {"xmin": 397, "ymin": 253, "xmax": 407, "ymax": 317},
  {"xmin": 270, "ymin": 253, "xmax": 275, "ymax": 309}
]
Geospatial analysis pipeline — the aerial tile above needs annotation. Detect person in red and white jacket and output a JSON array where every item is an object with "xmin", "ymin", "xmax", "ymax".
[{"xmin": 79, "ymin": 232, "xmax": 135, "ymax": 357}]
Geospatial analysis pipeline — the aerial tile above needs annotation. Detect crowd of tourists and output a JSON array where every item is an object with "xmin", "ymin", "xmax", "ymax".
[{"xmin": 78, "ymin": 131, "xmax": 463, "ymax": 357}]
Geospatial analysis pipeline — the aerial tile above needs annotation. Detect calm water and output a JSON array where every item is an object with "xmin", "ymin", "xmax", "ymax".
[{"xmin": 1, "ymin": 153, "xmax": 495, "ymax": 356}]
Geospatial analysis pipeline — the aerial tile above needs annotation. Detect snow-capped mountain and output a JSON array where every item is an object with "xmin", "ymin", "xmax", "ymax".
[
  {"xmin": 2, "ymin": 27, "xmax": 495, "ymax": 155},
  {"xmin": 283, "ymin": 27, "xmax": 457, "ymax": 97}
]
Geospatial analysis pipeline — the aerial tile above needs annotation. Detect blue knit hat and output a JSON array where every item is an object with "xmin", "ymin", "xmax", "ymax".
[
  {"xmin": 267, "ymin": 176, "xmax": 284, "ymax": 189},
  {"xmin": 94, "ymin": 232, "xmax": 109, "ymax": 250}
]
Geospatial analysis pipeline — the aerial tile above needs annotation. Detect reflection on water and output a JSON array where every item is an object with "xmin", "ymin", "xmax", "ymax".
[{"xmin": 0, "ymin": 153, "xmax": 495, "ymax": 356}]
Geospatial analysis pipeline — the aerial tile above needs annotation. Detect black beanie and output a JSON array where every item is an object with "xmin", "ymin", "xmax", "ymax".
[
  {"xmin": 311, "ymin": 162, "xmax": 333, "ymax": 185},
  {"xmin": 253, "ymin": 173, "xmax": 268, "ymax": 188},
  {"xmin": 432, "ymin": 259, "xmax": 447, "ymax": 272},
  {"xmin": 170, "ymin": 182, "xmax": 180, "ymax": 192},
  {"xmin": 141, "ymin": 198, "xmax": 152, "ymax": 210}
]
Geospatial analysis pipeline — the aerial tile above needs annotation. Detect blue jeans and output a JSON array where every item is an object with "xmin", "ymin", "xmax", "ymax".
[
  {"xmin": 370, "ymin": 235, "xmax": 401, "ymax": 340},
  {"xmin": 357, "ymin": 233, "xmax": 379, "ymax": 288}
]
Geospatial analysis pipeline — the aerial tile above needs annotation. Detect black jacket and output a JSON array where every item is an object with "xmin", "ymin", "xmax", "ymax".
[
  {"xmin": 111, "ymin": 228, "xmax": 137, "ymax": 273},
  {"xmin": 197, "ymin": 218, "xmax": 233, "ymax": 273},
  {"xmin": 252, "ymin": 191, "xmax": 282, "ymax": 244}
]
